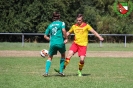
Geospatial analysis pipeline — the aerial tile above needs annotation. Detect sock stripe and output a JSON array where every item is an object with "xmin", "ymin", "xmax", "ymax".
[{"xmin": 47, "ymin": 60, "xmax": 51, "ymax": 62}]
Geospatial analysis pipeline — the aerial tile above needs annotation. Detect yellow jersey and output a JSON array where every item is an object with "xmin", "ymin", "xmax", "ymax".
[{"xmin": 68, "ymin": 22, "xmax": 92, "ymax": 46}]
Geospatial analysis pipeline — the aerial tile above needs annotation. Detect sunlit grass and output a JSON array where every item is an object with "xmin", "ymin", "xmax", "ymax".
[
  {"xmin": 0, "ymin": 57, "xmax": 133, "ymax": 88},
  {"xmin": 0, "ymin": 42, "xmax": 133, "ymax": 51}
]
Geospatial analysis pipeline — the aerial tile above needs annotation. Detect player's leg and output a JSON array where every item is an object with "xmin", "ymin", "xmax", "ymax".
[
  {"xmin": 43, "ymin": 45, "xmax": 57, "ymax": 77},
  {"xmin": 59, "ymin": 53, "xmax": 65, "ymax": 76},
  {"xmin": 53, "ymin": 44, "xmax": 65, "ymax": 75},
  {"xmin": 58, "ymin": 44, "xmax": 66, "ymax": 76},
  {"xmin": 77, "ymin": 46, "xmax": 87, "ymax": 76},
  {"xmin": 78, "ymin": 56, "xmax": 85, "ymax": 76},
  {"xmin": 43, "ymin": 55, "xmax": 53, "ymax": 77},
  {"xmin": 54, "ymin": 43, "xmax": 77, "ymax": 74},
  {"xmin": 54, "ymin": 50, "xmax": 73, "ymax": 74},
  {"xmin": 64, "ymin": 42, "xmax": 78, "ymax": 69},
  {"xmin": 64, "ymin": 50, "xmax": 73, "ymax": 69}
]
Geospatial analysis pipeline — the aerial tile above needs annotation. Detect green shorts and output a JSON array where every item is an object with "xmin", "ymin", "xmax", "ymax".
[{"xmin": 48, "ymin": 44, "xmax": 66, "ymax": 56}]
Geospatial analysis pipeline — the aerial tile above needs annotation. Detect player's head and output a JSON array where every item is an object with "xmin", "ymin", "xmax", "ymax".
[
  {"xmin": 52, "ymin": 11, "xmax": 60, "ymax": 21},
  {"xmin": 76, "ymin": 14, "xmax": 83, "ymax": 25}
]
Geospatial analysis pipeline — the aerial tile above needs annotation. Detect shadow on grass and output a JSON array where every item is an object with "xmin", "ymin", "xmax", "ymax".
[
  {"xmin": 65, "ymin": 74, "xmax": 91, "ymax": 77},
  {"xmin": 42, "ymin": 73, "xmax": 91, "ymax": 77}
]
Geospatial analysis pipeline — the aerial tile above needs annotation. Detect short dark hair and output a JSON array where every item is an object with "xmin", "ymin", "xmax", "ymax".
[
  {"xmin": 76, "ymin": 14, "xmax": 83, "ymax": 18},
  {"xmin": 52, "ymin": 11, "xmax": 60, "ymax": 21}
]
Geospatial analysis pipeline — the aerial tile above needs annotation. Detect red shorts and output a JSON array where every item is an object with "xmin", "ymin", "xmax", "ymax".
[{"xmin": 69, "ymin": 42, "xmax": 87, "ymax": 56}]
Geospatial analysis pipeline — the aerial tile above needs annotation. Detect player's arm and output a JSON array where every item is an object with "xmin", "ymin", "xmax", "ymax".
[
  {"xmin": 66, "ymin": 31, "xmax": 71, "ymax": 36},
  {"xmin": 44, "ymin": 27, "xmax": 50, "ymax": 41},
  {"xmin": 44, "ymin": 35, "xmax": 50, "ymax": 41},
  {"xmin": 62, "ymin": 28, "xmax": 68, "ymax": 39},
  {"xmin": 62, "ymin": 22, "xmax": 68, "ymax": 43},
  {"xmin": 66, "ymin": 25, "xmax": 74, "ymax": 36},
  {"xmin": 90, "ymin": 28, "xmax": 104, "ymax": 41},
  {"xmin": 62, "ymin": 28, "xmax": 68, "ymax": 44},
  {"xmin": 65, "ymin": 26, "xmax": 73, "ymax": 43}
]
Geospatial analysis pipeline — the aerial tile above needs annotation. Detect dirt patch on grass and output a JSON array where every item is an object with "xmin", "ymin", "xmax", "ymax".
[{"xmin": 0, "ymin": 50, "xmax": 133, "ymax": 57}]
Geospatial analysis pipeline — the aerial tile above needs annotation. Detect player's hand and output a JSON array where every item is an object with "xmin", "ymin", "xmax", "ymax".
[
  {"xmin": 99, "ymin": 37, "xmax": 104, "ymax": 41},
  {"xmin": 64, "ymin": 39, "xmax": 68, "ymax": 44}
]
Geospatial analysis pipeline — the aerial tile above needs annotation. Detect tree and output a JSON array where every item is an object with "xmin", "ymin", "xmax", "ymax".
[{"xmin": 0, "ymin": 0, "xmax": 133, "ymax": 42}]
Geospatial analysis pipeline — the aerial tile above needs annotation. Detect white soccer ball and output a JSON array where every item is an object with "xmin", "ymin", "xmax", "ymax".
[{"xmin": 40, "ymin": 49, "xmax": 49, "ymax": 58}]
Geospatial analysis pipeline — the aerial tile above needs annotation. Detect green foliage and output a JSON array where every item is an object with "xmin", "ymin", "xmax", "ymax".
[{"xmin": 0, "ymin": 0, "xmax": 133, "ymax": 42}]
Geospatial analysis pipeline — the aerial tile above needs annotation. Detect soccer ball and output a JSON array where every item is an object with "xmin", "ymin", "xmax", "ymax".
[{"xmin": 40, "ymin": 49, "xmax": 49, "ymax": 58}]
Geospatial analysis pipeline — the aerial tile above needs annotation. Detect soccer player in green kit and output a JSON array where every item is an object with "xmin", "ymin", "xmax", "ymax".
[{"xmin": 43, "ymin": 11, "xmax": 68, "ymax": 77}]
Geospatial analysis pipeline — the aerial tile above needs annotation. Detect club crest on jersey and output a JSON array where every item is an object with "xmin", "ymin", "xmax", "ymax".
[{"xmin": 114, "ymin": 0, "xmax": 133, "ymax": 17}]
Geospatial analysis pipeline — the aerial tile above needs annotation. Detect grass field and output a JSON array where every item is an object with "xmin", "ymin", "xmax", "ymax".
[
  {"xmin": 0, "ymin": 42, "xmax": 133, "ymax": 51},
  {"xmin": 0, "ymin": 42, "xmax": 133, "ymax": 88},
  {"xmin": 0, "ymin": 57, "xmax": 133, "ymax": 88}
]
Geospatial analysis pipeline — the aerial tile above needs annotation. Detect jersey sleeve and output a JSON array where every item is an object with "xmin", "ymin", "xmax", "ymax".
[
  {"xmin": 68, "ymin": 25, "xmax": 74, "ymax": 33},
  {"xmin": 62, "ymin": 22, "xmax": 65, "ymax": 29},
  {"xmin": 87, "ymin": 24, "xmax": 93, "ymax": 31},
  {"xmin": 44, "ymin": 26, "xmax": 50, "ymax": 35}
]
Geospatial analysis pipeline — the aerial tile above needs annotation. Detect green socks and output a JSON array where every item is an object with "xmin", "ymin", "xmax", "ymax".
[
  {"xmin": 60, "ymin": 58, "xmax": 65, "ymax": 73},
  {"xmin": 45, "ymin": 59, "xmax": 64, "ymax": 74},
  {"xmin": 45, "ymin": 60, "xmax": 51, "ymax": 74}
]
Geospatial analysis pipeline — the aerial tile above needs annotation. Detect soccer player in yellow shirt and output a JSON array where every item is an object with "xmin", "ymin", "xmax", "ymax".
[
  {"xmin": 55, "ymin": 14, "xmax": 104, "ymax": 76},
  {"xmin": 65, "ymin": 14, "xmax": 104, "ymax": 76}
]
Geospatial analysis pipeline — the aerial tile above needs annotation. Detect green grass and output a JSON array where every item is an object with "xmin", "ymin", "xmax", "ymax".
[
  {"xmin": 0, "ymin": 42, "xmax": 133, "ymax": 51},
  {"xmin": 0, "ymin": 57, "xmax": 133, "ymax": 88},
  {"xmin": 0, "ymin": 42, "xmax": 133, "ymax": 88}
]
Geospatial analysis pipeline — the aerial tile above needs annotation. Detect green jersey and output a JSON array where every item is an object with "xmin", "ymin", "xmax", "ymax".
[{"xmin": 45, "ymin": 20, "xmax": 65, "ymax": 45}]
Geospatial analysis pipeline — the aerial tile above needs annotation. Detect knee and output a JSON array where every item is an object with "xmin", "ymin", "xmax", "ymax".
[
  {"xmin": 67, "ymin": 50, "xmax": 74, "ymax": 58},
  {"xmin": 61, "ymin": 53, "xmax": 65, "ymax": 58},
  {"xmin": 80, "ymin": 56, "xmax": 85, "ymax": 64},
  {"xmin": 80, "ymin": 60, "xmax": 84, "ymax": 64}
]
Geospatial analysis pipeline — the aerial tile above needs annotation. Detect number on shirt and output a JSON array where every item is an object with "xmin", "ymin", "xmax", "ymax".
[{"xmin": 52, "ymin": 27, "xmax": 57, "ymax": 35}]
